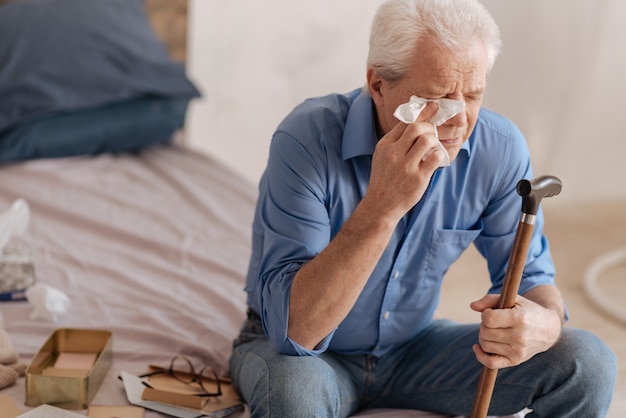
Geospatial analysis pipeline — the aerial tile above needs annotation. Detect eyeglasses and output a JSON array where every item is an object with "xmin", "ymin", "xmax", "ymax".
[{"xmin": 139, "ymin": 355, "xmax": 222, "ymax": 397}]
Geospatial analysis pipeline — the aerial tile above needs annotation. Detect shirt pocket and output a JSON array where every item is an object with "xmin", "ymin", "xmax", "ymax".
[{"xmin": 422, "ymin": 226, "xmax": 483, "ymax": 285}]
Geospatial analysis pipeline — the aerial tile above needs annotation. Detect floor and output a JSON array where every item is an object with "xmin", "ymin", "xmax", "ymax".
[{"xmin": 437, "ymin": 200, "xmax": 626, "ymax": 418}]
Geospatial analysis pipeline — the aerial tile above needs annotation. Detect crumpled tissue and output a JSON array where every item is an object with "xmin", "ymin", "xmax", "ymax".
[
  {"xmin": 0, "ymin": 198, "xmax": 29, "ymax": 251},
  {"xmin": 393, "ymin": 96, "xmax": 465, "ymax": 167},
  {"xmin": 25, "ymin": 282, "xmax": 71, "ymax": 322}
]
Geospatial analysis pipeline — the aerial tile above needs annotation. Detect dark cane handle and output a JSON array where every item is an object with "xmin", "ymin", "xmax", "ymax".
[{"xmin": 517, "ymin": 175, "xmax": 562, "ymax": 216}]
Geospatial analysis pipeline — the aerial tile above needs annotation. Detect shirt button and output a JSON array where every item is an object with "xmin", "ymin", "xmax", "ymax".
[
  {"xmin": 383, "ymin": 311, "xmax": 390, "ymax": 320},
  {"xmin": 392, "ymin": 271, "xmax": 399, "ymax": 279}
]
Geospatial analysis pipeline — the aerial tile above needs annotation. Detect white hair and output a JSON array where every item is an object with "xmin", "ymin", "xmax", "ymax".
[{"xmin": 367, "ymin": 0, "xmax": 502, "ymax": 83}]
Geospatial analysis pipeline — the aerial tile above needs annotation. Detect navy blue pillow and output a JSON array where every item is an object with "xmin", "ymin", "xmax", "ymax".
[
  {"xmin": 0, "ymin": 0, "xmax": 201, "ymax": 133},
  {"xmin": 0, "ymin": 97, "xmax": 190, "ymax": 163}
]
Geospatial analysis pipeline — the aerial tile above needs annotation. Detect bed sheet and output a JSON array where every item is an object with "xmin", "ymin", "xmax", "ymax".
[
  {"xmin": 0, "ymin": 144, "xmax": 518, "ymax": 418},
  {"xmin": 0, "ymin": 144, "xmax": 255, "ymax": 416}
]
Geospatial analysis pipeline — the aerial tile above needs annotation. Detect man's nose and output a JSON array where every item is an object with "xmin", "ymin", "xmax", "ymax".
[{"xmin": 444, "ymin": 109, "xmax": 466, "ymax": 127}]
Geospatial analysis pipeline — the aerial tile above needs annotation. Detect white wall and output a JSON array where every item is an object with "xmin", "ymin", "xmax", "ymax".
[
  {"xmin": 186, "ymin": 0, "xmax": 381, "ymax": 186},
  {"xmin": 186, "ymin": 0, "xmax": 626, "ymax": 206}
]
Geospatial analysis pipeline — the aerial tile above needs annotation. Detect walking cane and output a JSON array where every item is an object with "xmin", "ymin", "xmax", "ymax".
[{"xmin": 470, "ymin": 175, "xmax": 562, "ymax": 418}]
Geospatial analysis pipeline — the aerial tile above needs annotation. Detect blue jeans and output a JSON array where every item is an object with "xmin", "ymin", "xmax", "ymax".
[{"xmin": 229, "ymin": 311, "xmax": 616, "ymax": 418}]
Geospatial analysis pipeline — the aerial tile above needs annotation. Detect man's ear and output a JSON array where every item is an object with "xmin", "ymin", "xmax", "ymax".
[{"xmin": 367, "ymin": 67, "xmax": 385, "ymax": 107}]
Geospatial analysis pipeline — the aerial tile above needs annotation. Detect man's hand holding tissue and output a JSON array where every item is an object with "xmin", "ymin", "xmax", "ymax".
[{"xmin": 364, "ymin": 102, "xmax": 442, "ymax": 223}]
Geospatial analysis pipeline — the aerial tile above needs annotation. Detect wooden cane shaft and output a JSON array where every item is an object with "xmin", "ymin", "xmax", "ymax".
[
  {"xmin": 470, "ymin": 221, "xmax": 535, "ymax": 418},
  {"xmin": 498, "ymin": 222, "xmax": 535, "ymax": 309},
  {"xmin": 472, "ymin": 367, "xmax": 498, "ymax": 418}
]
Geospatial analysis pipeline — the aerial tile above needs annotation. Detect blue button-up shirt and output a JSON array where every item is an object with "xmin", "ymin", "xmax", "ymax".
[{"xmin": 245, "ymin": 88, "xmax": 556, "ymax": 357}]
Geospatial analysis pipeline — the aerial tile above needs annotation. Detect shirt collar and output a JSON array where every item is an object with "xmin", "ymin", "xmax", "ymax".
[
  {"xmin": 460, "ymin": 133, "xmax": 471, "ymax": 157},
  {"xmin": 342, "ymin": 89, "xmax": 378, "ymax": 161},
  {"xmin": 341, "ymin": 88, "xmax": 472, "ymax": 161}
]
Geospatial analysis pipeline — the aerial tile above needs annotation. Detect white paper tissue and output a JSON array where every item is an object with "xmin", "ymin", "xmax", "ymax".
[
  {"xmin": 393, "ymin": 96, "xmax": 465, "ymax": 167},
  {"xmin": 0, "ymin": 199, "xmax": 30, "ymax": 251},
  {"xmin": 25, "ymin": 283, "xmax": 71, "ymax": 322}
]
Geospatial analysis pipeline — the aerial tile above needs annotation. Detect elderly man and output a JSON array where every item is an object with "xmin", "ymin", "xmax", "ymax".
[{"xmin": 229, "ymin": 0, "xmax": 616, "ymax": 417}]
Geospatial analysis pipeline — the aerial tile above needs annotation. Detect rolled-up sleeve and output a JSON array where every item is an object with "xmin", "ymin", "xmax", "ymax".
[{"xmin": 254, "ymin": 130, "xmax": 335, "ymax": 355}]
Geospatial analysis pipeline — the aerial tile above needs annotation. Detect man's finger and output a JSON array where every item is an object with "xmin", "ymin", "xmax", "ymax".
[
  {"xmin": 470, "ymin": 294, "xmax": 501, "ymax": 312},
  {"xmin": 482, "ymin": 305, "xmax": 520, "ymax": 329},
  {"xmin": 472, "ymin": 344, "xmax": 513, "ymax": 369},
  {"xmin": 379, "ymin": 119, "xmax": 411, "ymax": 144},
  {"xmin": 415, "ymin": 101, "xmax": 439, "ymax": 123}
]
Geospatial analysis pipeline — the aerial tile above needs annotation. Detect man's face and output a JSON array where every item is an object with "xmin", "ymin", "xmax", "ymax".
[{"xmin": 370, "ymin": 38, "xmax": 489, "ymax": 163}]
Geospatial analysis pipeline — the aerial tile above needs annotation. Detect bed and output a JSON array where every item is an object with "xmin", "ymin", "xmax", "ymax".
[
  {"xmin": 0, "ymin": 1, "xmax": 526, "ymax": 417},
  {"xmin": 0, "ymin": 143, "xmax": 256, "ymax": 417}
]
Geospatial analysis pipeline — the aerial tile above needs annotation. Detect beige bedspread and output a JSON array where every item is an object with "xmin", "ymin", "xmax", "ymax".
[{"xmin": 0, "ymin": 144, "xmax": 255, "ymax": 416}]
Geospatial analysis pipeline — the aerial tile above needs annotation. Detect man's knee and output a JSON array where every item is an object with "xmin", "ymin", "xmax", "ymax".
[
  {"xmin": 268, "ymin": 354, "xmax": 339, "ymax": 394},
  {"xmin": 231, "ymin": 347, "xmax": 343, "ymax": 418},
  {"xmin": 557, "ymin": 328, "xmax": 617, "ymax": 392},
  {"xmin": 528, "ymin": 327, "xmax": 618, "ymax": 416}
]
